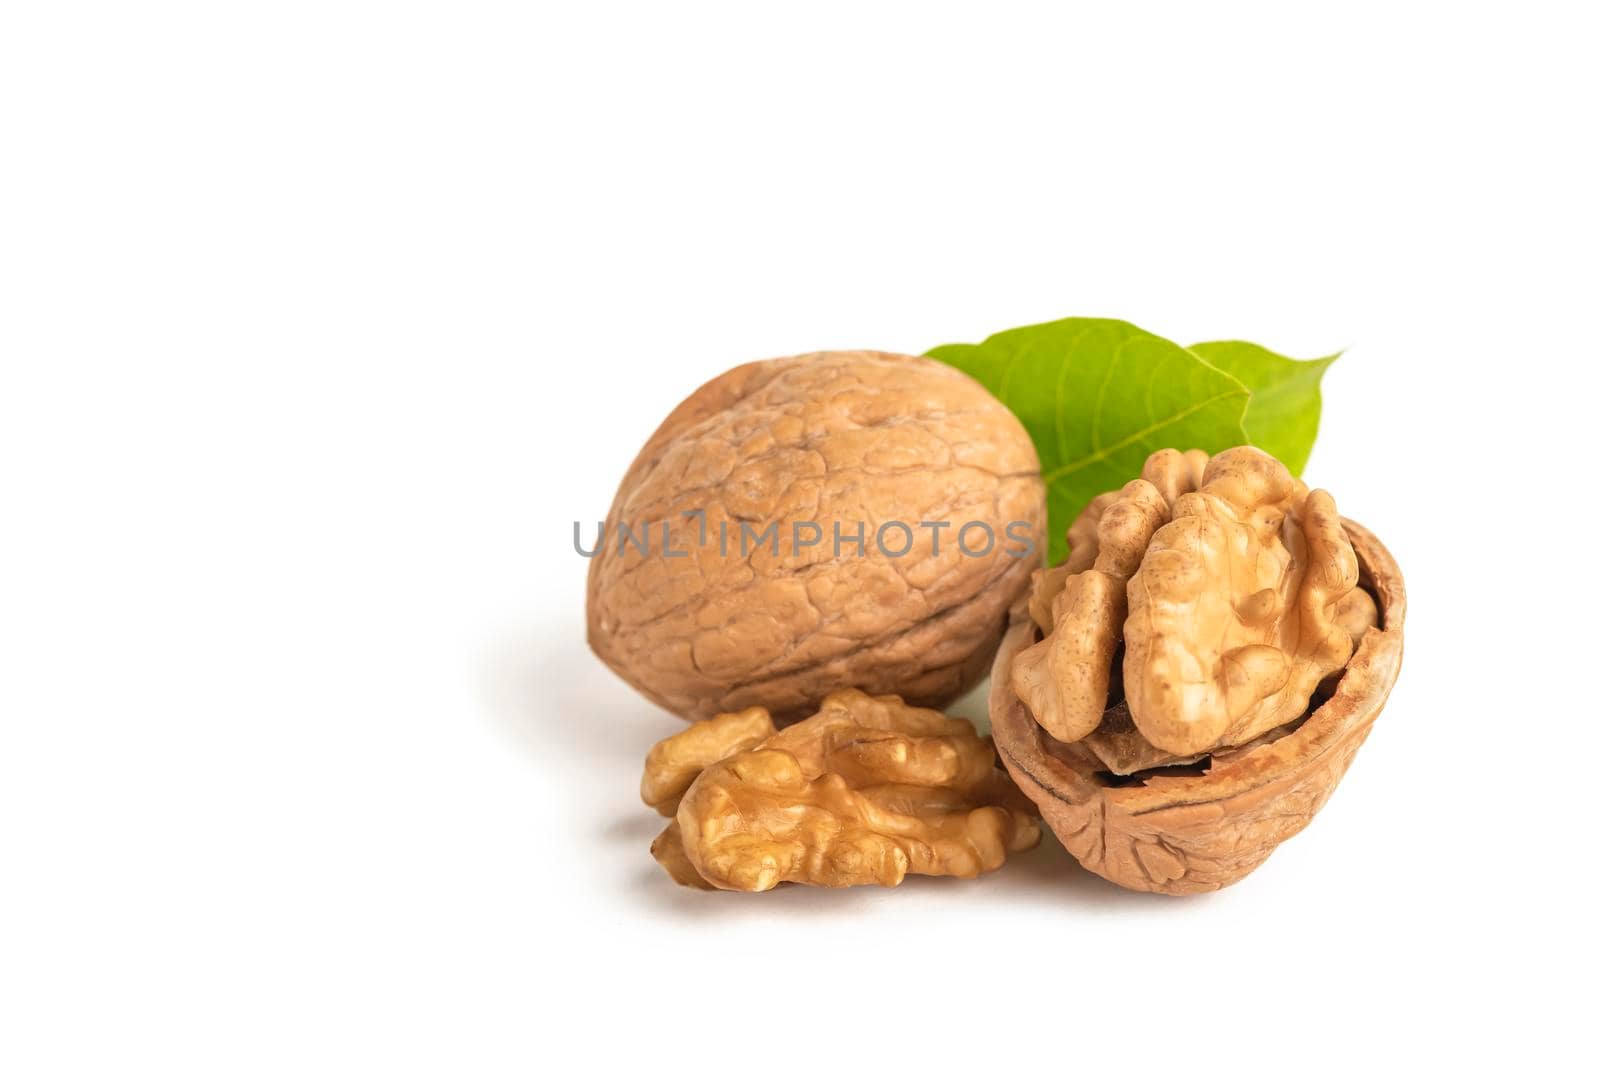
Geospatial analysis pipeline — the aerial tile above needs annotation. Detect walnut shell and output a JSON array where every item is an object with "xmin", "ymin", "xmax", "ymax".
[
  {"xmin": 989, "ymin": 519, "xmax": 1404, "ymax": 895},
  {"xmin": 588, "ymin": 351, "xmax": 1045, "ymax": 722}
]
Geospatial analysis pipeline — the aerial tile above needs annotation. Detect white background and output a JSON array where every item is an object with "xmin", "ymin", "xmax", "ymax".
[{"xmin": 3, "ymin": 3, "xmax": 1596, "ymax": 1064}]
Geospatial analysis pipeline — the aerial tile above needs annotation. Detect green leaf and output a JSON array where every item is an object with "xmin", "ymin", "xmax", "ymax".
[
  {"xmin": 1188, "ymin": 341, "xmax": 1337, "ymax": 477},
  {"xmin": 927, "ymin": 318, "xmax": 1251, "ymax": 565}
]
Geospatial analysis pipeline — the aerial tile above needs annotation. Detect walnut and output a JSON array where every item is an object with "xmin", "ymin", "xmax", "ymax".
[
  {"xmin": 645, "ymin": 689, "xmax": 1040, "ymax": 891},
  {"xmin": 1331, "ymin": 586, "xmax": 1379, "ymax": 646},
  {"xmin": 587, "ymin": 351, "xmax": 1046, "ymax": 723},
  {"xmin": 650, "ymin": 824, "xmax": 716, "ymax": 890},
  {"xmin": 991, "ymin": 446, "xmax": 1405, "ymax": 894},
  {"xmin": 1123, "ymin": 447, "xmax": 1362, "ymax": 755},
  {"xmin": 1013, "ymin": 449, "xmax": 1207, "ymax": 742},
  {"xmin": 640, "ymin": 706, "xmax": 775, "ymax": 816}
]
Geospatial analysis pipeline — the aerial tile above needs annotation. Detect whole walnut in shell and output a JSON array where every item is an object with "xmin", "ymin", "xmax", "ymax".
[
  {"xmin": 991, "ymin": 446, "xmax": 1403, "ymax": 895},
  {"xmin": 587, "ymin": 351, "xmax": 1045, "ymax": 722}
]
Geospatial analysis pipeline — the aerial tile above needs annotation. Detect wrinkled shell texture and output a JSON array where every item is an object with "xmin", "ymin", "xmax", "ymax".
[
  {"xmin": 991, "ymin": 447, "xmax": 1404, "ymax": 894},
  {"xmin": 589, "ymin": 351, "xmax": 1046, "ymax": 722},
  {"xmin": 648, "ymin": 690, "xmax": 1040, "ymax": 891}
]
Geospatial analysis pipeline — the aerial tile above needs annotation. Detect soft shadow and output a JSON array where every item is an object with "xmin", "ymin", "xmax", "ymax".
[
  {"xmin": 621, "ymin": 828, "xmax": 1209, "ymax": 919},
  {"xmin": 977, "ymin": 830, "xmax": 1209, "ymax": 910},
  {"xmin": 477, "ymin": 614, "xmax": 677, "ymax": 770},
  {"xmin": 480, "ymin": 618, "xmax": 1216, "ymax": 915},
  {"xmin": 624, "ymin": 862, "xmax": 902, "ymax": 920},
  {"xmin": 603, "ymin": 811, "xmax": 662, "ymax": 842}
]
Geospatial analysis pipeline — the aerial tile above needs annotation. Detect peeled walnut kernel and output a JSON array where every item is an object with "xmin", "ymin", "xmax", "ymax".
[
  {"xmin": 645, "ymin": 689, "xmax": 1039, "ymax": 891},
  {"xmin": 650, "ymin": 824, "xmax": 716, "ymax": 890},
  {"xmin": 640, "ymin": 706, "xmax": 775, "ymax": 816},
  {"xmin": 1123, "ymin": 448, "xmax": 1360, "ymax": 755},
  {"xmin": 1331, "ymin": 586, "xmax": 1379, "ymax": 646},
  {"xmin": 1013, "ymin": 449, "xmax": 1206, "ymax": 744}
]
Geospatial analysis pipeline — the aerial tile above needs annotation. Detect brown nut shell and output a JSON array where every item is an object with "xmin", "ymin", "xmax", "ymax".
[
  {"xmin": 989, "ymin": 519, "xmax": 1404, "ymax": 895},
  {"xmin": 588, "ymin": 351, "xmax": 1045, "ymax": 723}
]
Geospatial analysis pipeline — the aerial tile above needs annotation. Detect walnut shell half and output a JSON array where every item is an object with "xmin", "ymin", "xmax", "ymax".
[{"xmin": 989, "ymin": 519, "xmax": 1404, "ymax": 895}]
